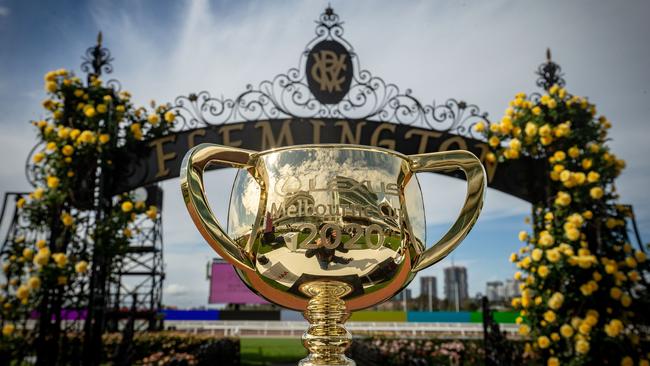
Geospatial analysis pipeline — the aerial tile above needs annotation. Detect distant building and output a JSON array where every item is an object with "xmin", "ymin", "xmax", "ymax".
[
  {"xmin": 394, "ymin": 288, "xmax": 412, "ymax": 302},
  {"xmin": 504, "ymin": 279, "xmax": 521, "ymax": 300},
  {"xmin": 444, "ymin": 266, "xmax": 468, "ymax": 309},
  {"xmin": 486, "ymin": 281, "xmax": 505, "ymax": 302},
  {"xmin": 420, "ymin": 276, "xmax": 437, "ymax": 310}
]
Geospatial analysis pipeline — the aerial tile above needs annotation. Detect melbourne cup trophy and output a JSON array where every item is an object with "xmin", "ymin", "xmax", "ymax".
[{"xmin": 181, "ymin": 143, "xmax": 486, "ymax": 366}]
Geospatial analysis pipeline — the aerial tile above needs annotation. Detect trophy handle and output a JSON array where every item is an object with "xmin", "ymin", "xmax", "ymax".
[
  {"xmin": 409, "ymin": 150, "xmax": 486, "ymax": 272},
  {"xmin": 180, "ymin": 143, "xmax": 257, "ymax": 271}
]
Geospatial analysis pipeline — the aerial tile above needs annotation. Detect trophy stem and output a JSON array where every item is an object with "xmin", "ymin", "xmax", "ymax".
[{"xmin": 299, "ymin": 281, "xmax": 356, "ymax": 366}]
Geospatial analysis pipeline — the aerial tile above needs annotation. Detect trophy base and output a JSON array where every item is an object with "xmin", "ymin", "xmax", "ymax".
[{"xmin": 299, "ymin": 281, "xmax": 356, "ymax": 366}]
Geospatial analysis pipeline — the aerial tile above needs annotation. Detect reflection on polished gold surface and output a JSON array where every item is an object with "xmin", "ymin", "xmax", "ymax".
[{"xmin": 181, "ymin": 143, "xmax": 486, "ymax": 365}]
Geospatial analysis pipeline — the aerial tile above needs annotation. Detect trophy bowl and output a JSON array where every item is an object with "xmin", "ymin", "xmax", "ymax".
[{"xmin": 181, "ymin": 144, "xmax": 485, "ymax": 366}]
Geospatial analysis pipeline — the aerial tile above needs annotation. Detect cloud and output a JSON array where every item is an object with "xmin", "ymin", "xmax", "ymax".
[
  {"xmin": 0, "ymin": 6, "xmax": 9, "ymax": 17},
  {"xmin": 165, "ymin": 283, "xmax": 189, "ymax": 296}
]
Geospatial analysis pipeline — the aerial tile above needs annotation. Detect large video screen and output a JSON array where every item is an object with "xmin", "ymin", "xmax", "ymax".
[{"xmin": 208, "ymin": 261, "xmax": 269, "ymax": 304}]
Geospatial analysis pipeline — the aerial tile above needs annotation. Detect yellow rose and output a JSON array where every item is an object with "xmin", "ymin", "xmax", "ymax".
[
  {"xmin": 70, "ymin": 129, "xmax": 81, "ymax": 140},
  {"xmin": 590, "ymin": 187, "xmax": 604, "ymax": 199},
  {"xmin": 560, "ymin": 324, "xmax": 573, "ymax": 338},
  {"xmin": 553, "ymin": 151, "xmax": 566, "ymax": 161},
  {"xmin": 621, "ymin": 294, "xmax": 632, "ymax": 307},
  {"xmin": 640, "ymin": 360, "xmax": 649, "ymax": 366},
  {"xmin": 99, "ymin": 134, "xmax": 110, "ymax": 144},
  {"xmin": 116, "ymin": 105, "xmax": 126, "ymax": 113},
  {"xmin": 518, "ymin": 231, "xmax": 528, "ymax": 242},
  {"xmin": 509, "ymin": 138, "xmax": 522, "ymax": 150},
  {"xmin": 16, "ymin": 284, "xmax": 29, "ymax": 300},
  {"xmin": 537, "ymin": 336, "xmax": 550, "ymax": 349},
  {"xmin": 45, "ymin": 81, "xmax": 57, "ymax": 93},
  {"xmin": 538, "ymin": 265, "xmax": 549, "ymax": 278},
  {"xmin": 60, "ymin": 212, "xmax": 74, "ymax": 227},
  {"xmin": 2, "ymin": 323, "xmax": 15, "ymax": 336},
  {"xmin": 620, "ymin": 357, "xmax": 633, "ymax": 366},
  {"xmin": 610, "ymin": 287, "xmax": 622, "ymax": 300},
  {"xmin": 531, "ymin": 248, "xmax": 542, "ymax": 261},
  {"xmin": 547, "ymin": 292, "xmax": 564, "ymax": 310},
  {"xmin": 543, "ymin": 310, "xmax": 556, "ymax": 323},
  {"xmin": 84, "ymin": 106, "xmax": 96, "ymax": 118},
  {"xmin": 36, "ymin": 239, "xmax": 46, "ymax": 249},
  {"xmin": 130, "ymin": 123, "xmax": 143, "ymax": 140},
  {"xmin": 47, "ymin": 176, "xmax": 60, "ymax": 189},
  {"xmin": 519, "ymin": 324, "xmax": 530, "ymax": 336},
  {"xmin": 546, "ymin": 249, "xmax": 561, "ymax": 263},
  {"xmin": 532, "ymin": 106, "xmax": 542, "ymax": 116},
  {"xmin": 57, "ymin": 127, "xmax": 70, "ymax": 139},
  {"xmin": 587, "ymin": 171, "xmax": 600, "ymax": 183},
  {"xmin": 575, "ymin": 339, "xmax": 589, "ymax": 354},
  {"xmin": 514, "ymin": 271, "xmax": 522, "ymax": 280},
  {"xmin": 568, "ymin": 146, "xmax": 580, "ymax": 158},
  {"xmin": 488, "ymin": 136, "xmax": 500, "ymax": 148},
  {"xmin": 581, "ymin": 158, "xmax": 592, "ymax": 170},
  {"xmin": 565, "ymin": 227, "xmax": 580, "ymax": 241},
  {"xmin": 164, "ymin": 110, "xmax": 176, "ymax": 123},
  {"xmin": 148, "ymin": 113, "xmax": 160, "ymax": 125},
  {"xmin": 524, "ymin": 122, "xmax": 537, "ymax": 136},
  {"xmin": 61, "ymin": 145, "xmax": 74, "ymax": 156},
  {"xmin": 559, "ymin": 170, "xmax": 571, "ymax": 182},
  {"xmin": 96, "ymin": 104, "xmax": 107, "ymax": 114},
  {"xmin": 485, "ymin": 152, "xmax": 496, "ymax": 163},
  {"xmin": 604, "ymin": 319, "xmax": 623, "ymax": 337},
  {"xmin": 146, "ymin": 206, "xmax": 158, "ymax": 220},
  {"xmin": 75, "ymin": 260, "xmax": 89, "ymax": 274},
  {"xmin": 624, "ymin": 257, "xmax": 637, "ymax": 269},
  {"xmin": 538, "ymin": 231, "xmax": 555, "ymax": 247},
  {"xmin": 16, "ymin": 197, "xmax": 26, "ymax": 208},
  {"xmin": 635, "ymin": 251, "xmax": 647, "ymax": 263},
  {"xmin": 46, "ymin": 142, "xmax": 57, "ymax": 151},
  {"xmin": 121, "ymin": 201, "xmax": 134, "ymax": 213},
  {"xmin": 33, "ymin": 152, "xmax": 45, "ymax": 164},
  {"xmin": 52, "ymin": 253, "xmax": 68, "ymax": 268},
  {"xmin": 555, "ymin": 191, "xmax": 571, "ymax": 206},
  {"xmin": 28, "ymin": 276, "xmax": 41, "ymax": 289}
]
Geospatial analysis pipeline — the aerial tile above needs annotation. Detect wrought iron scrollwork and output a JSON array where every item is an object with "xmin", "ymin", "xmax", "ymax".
[
  {"xmin": 81, "ymin": 32, "xmax": 113, "ymax": 81},
  {"xmin": 170, "ymin": 6, "xmax": 491, "ymax": 137},
  {"xmin": 80, "ymin": 32, "xmax": 121, "ymax": 91},
  {"xmin": 536, "ymin": 48, "xmax": 565, "ymax": 91}
]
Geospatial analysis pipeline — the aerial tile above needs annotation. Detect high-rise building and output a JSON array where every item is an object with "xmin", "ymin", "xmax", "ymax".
[
  {"xmin": 420, "ymin": 276, "xmax": 437, "ymax": 311},
  {"xmin": 444, "ymin": 266, "xmax": 468, "ymax": 310},
  {"xmin": 504, "ymin": 279, "xmax": 521, "ymax": 300},
  {"xmin": 486, "ymin": 281, "xmax": 505, "ymax": 302}
]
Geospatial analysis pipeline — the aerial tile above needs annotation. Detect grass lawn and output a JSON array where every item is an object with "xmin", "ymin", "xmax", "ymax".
[{"xmin": 240, "ymin": 337, "xmax": 307, "ymax": 366}]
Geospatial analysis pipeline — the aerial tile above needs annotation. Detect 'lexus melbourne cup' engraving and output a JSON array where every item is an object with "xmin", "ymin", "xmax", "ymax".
[{"xmin": 181, "ymin": 144, "xmax": 486, "ymax": 366}]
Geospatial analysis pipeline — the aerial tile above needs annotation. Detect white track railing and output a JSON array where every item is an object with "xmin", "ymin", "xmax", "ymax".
[{"xmin": 164, "ymin": 320, "xmax": 520, "ymax": 339}]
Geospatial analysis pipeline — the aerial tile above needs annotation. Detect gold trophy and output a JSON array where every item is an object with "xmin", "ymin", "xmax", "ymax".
[{"xmin": 181, "ymin": 144, "xmax": 485, "ymax": 366}]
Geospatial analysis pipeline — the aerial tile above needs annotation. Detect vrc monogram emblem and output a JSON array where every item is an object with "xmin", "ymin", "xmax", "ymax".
[
  {"xmin": 306, "ymin": 40, "xmax": 353, "ymax": 104},
  {"xmin": 311, "ymin": 50, "xmax": 348, "ymax": 92}
]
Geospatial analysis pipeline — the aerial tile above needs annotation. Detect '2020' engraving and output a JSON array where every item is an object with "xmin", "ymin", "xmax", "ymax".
[{"xmin": 296, "ymin": 223, "xmax": 385, "ymax": 250}]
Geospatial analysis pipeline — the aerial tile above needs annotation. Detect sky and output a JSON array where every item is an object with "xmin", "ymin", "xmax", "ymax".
[{"xmin": 1, "ymin": 0, "xmax": 649, "ymax": 308}]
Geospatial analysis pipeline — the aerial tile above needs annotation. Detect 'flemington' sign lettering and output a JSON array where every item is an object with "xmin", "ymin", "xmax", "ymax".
[{"xmin": 114, "ymin": 118, "xmax": 542, "ymax": 203}]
